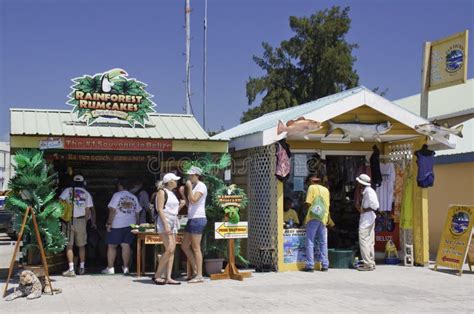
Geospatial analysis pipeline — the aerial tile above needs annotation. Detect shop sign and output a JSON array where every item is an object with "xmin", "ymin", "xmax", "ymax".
[
  {"xmin": 214, "ymin": 222, "xmax": 248, "ymax": 239},
  {"xmin": 435, "ymin": 205, "xmax": 474, "ymax": 274},
  {"xmin": 63, "ymin": 137, "xmax": 172, "ymax": 152},
  {"xmin": 429, "ymin": 30, "xmax": 469, "ymax": 91},
  {"xmin": 68, "ymin": 68, "xmax": 156, "ymax": 127},
  {"xmin": 217, "ymin": 195, "xmax": 244, "ymax": 207},
  {"xmin": 283, "ymin": 228, "xmax": 307, "ymax": 264},
  {"xmin": 39, "ymin": 138, "xmax": 64, "ymax": 150},
  {"xmin": 144, "ymin": 234, "xmax": 183, "ymax": 244}
]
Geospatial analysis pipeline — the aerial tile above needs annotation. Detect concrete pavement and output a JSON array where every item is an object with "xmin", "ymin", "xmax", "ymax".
[{"xmin": 1, "ymin": 263, "xmax": 473, "ymax": 313}]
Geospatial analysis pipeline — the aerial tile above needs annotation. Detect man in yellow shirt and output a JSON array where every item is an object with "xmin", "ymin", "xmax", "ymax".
[
  {"xmin": 283, "ymin": 197, "xmax": 300, "ymax": 227},
  {"xmin": 304, "ymin": 175, "xmax": 330, "ymax": 272}
]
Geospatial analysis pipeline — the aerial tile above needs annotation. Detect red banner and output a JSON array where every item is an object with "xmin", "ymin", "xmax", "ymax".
[{"xmin": 63, "ymin": 137, "xmax": 172, "ymax": 152}]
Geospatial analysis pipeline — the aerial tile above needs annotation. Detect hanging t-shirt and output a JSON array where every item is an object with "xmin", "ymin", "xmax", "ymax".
[
  {"xmin": 188, "ymin": 181, "xmax": 208, "ymax": 219},
  {"xmin": 416, "ymin": 151, "xmax": 435, "ymax": 188},
  {"xmin": 59, "ymin": 187, "xmax": 93, "ymax": 218},
  {"xmin": 376, "ymin": 162, "xmax": 395, "ymax": 212},
  {"xmin": 108, "ymin": 190, "xmax": 141, "ymax": 228},
  {"xmin": 400, "ymin": 174, "xmax": 414, "ymax": 229}
]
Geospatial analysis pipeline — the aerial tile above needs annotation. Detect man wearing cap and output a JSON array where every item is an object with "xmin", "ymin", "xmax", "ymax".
[
  {"xmin": 59, "ymin": 175, "xmax": 94, "ymax": 277},
  {"xmin": 355, "ymin": 174, "xmax": 379, "ymax": 271},
  {"xmin": 304, "ymin": 174, "xmax": 330, "ymax": 272}
]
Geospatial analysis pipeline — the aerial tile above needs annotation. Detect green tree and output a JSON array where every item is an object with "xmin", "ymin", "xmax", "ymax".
[
  {"xmin": 5, "ymin": 150, "xmax": 66, "ymax": 255},
  {"xmin": 242, "ymin": 6, "xmax": 359, "ymax": 122}
]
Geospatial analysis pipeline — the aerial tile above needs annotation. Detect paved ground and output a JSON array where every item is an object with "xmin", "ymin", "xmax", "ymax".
[{"xmin": 1, "ymin": 233, "xmax": 473, "ymax": 313}]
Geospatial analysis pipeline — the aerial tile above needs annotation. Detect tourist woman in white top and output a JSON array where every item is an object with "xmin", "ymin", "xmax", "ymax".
[
  {"xmin": 154, "ymin": 173, "xmax": 186, "ymax": 285},
  {"xmin": 181, "ymin": 166, "xmax": 208, "ymax": 283}
]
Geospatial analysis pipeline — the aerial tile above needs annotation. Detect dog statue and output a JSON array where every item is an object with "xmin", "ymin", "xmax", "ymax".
[
  {"xmin": 5, "ymin": 270, "xmax": 62, "ymax": 301},
  {"xmin": 5, "ymin": 270, "xmax": 43, "ymax": 301}
]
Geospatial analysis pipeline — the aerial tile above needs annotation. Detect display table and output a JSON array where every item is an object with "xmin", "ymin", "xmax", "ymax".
[{"xmin": 133, "ymin": 230, "xmax": 184, "ymax": 277}]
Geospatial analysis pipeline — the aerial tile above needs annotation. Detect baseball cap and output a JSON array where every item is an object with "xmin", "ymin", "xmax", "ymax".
[
  {"xmin": 186, "ymin": 166, "xmax": 203, "ymax": 176},
  {"xmin": 163, "ymin": 173, "xmax": 181, "ymax": 183},
  {"xmin": 73, "ymin": 175, "xmax": 84, "ymax": 182}
]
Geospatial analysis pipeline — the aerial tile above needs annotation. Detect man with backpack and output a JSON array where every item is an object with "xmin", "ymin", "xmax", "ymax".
[
  {"xmin": 355, "ymin": 174, "xmax": 379, "ymax": 271},
  {"xmin": 303, "ymin": 174, "xmax": 330, "ymax": 272},
  {"xmin": 59, "ymin": 175, "xmax": 94, "ymax": 277}
]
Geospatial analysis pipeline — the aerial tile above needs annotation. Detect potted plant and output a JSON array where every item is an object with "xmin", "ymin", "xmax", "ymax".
[{"xmin": 5, "ymin": 149, "xmax": 67, "ymax": 274}]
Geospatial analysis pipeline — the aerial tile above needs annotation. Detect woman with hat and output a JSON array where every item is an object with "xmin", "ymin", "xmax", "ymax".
[
  {"xmin": 355, "ymin": 174, "xmax": 380, "ymax": 271},
  {"xmin": 153, "ymin": 173, "xmax": 186, "ymax": 285},
  {"xmin": 181, "ymin": 166, "xmax": 208, "ymax": 283}
]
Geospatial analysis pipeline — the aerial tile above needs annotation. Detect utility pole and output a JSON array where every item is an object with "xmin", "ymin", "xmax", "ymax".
[
  {"xmin": 203, "ymin": 0, "xmax": 208, "ymax": 129},
  {"xmin": 185, "ymin": 0, "xmax": 192, "ymax": 115}
]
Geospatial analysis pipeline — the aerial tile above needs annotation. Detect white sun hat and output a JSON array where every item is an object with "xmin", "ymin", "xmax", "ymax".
[{"xmin": 356, "ymin": 174, "xmax": 371, "ymax": 186}]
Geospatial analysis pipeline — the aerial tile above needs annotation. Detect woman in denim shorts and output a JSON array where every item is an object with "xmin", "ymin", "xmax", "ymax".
[
  {"xmin": 153, "ymin": 173, "xmax": 186, "ymax": 285},
  {"xmin": 181, "ymin": 166, "xmax": 208, "ymax": 283}
]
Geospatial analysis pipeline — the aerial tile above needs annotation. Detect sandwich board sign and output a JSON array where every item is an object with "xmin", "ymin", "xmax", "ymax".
[
  {"xmin": 215, "ymin": 222, "xmax": 248, "ymax": 239},
  {"xmin": 435, "ymin": 205, "xmax": 474, "ymax": 276}
]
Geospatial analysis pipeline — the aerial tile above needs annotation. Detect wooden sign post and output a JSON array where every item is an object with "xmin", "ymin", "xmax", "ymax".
[
  {"xmin": 3, "ymin": 207, "xmax": 53, "ymax": 297},
  {"xmin": 434, "ymin": 205, "xmax": 474, "ymax": 276}
]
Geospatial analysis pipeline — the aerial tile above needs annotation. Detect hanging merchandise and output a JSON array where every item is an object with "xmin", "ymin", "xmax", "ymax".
[
  {"xmin": 376, "ymin": 162, "xmax": 395, "ymax": 212},
  {"xmin": 370, "ymin": 145, "xmax": 382, "ymax": 188},
  {"xmin": 415, "ymin": 144, "xmax": 435, "ymax": 188},
  {"xmin": 275, "ymin": 139, "xmax": 291, "ymax": 181},
  {"xmin": 393, "ymin": 164, "xmax": 406, "ymax": 223},
  {"xmin": 400, "ymin": 173, "xmax": 414, "ymax": 229}
]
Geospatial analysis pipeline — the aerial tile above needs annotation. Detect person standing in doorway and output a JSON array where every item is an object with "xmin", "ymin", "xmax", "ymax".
[
  {"xmin": 304, "ymin": 175, "xmax": 330, "ymax": 272},
  {"xmin": 181, "ymin": 166, "xmax": 207, "ymax": 283},
  {"xmin": 60, "ymin": 175, "xmax": 94, "ymax": 277},
  {"xmin": 102, "ymin": 180, "xmax": 141, "ymax": 275},
  {"xmin": 355, "ymin": 174, "xmax": 379, "ymax": 271},
  {"xmin": 153, "ymin": 173, "xmax": 186, "ymax": 285},
  {"xmin": 130, "ymin": 179, "xmax": 150, "ymax": 224}
]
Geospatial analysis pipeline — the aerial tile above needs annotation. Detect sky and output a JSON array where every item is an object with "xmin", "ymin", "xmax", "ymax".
[{"xmin": 0, "ymin": 0, "xmax": 473, "ymax": 141}]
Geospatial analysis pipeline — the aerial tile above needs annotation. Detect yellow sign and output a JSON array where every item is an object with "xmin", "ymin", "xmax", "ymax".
[
  {"xmin": 215, "ymin": 222, "xmax": 248, "ymax": 239},
  {"xmin": 435, "ymin": 205, "xmax": 474, "ymax": 275},
  {"xmin": 429, "ymin": 30, "xmax": 469, "ymax": 91}
]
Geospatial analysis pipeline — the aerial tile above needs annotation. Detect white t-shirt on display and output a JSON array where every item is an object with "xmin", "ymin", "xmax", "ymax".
[
  {"xmin": 108, "ymin": 190, "xmax": 141, "ymax": 228},
  {"xmin": 359, "ymin": 186, "xmax": 380, "ymax": 229},
  {"xmin": 60, "ymin": 187, "xmax": 93, "ymax": 218},
  {"xmin": 376, "ymin": 162, "xmax": 395, "ymax": 211},
  {"xmin": 187, "ymin": 181, "xmax": 207, "ymax": 219}
]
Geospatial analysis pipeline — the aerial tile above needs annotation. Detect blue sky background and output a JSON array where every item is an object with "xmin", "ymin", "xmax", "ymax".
[{"xmin": 0, "ymin": 0, "xmax": 473, "ymax": 141}]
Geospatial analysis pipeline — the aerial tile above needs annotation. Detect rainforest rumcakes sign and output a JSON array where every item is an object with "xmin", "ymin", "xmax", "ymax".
[{"xmin": 68, "ymin": 68, "xmax": 156, "ymax": 127}]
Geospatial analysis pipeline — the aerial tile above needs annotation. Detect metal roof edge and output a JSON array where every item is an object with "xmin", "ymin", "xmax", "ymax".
[{"xmin": 10, "ymin": 108, "xmax": 195, "ymax": 118}]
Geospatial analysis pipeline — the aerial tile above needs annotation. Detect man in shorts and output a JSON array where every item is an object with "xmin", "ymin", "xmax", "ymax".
[
  {"xmin": 102, "ymin": 180, "xmax": 141, "ymax": 275},
  {"xmin": 60, "ymin": 175, "xmax": 94, "ymax": 277}
]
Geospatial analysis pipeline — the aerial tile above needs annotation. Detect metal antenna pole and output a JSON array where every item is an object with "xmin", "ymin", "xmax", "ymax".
[
  {"xmin": 185, "ymin": 0, "xmax": 192, "ymax": 115},
  {"xmin": 203, "ymin": 0, "xmax": 208, "ymax": 129}
]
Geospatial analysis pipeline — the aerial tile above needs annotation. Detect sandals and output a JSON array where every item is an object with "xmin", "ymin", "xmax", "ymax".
[
  {"xmin": 188, "ymin": 276, "xmax": 204, "ymax": 284},
  {"xmin": 166, "ymin": 280, "xmax": 181, "ymax": 285},
  {"xmin": 153, "ymin": 278, "xmax": 166, "ymax": 285}
]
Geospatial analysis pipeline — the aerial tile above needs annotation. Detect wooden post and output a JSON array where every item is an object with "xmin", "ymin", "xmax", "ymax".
[
  {"xmin": 210, "ymin": 238, "xmax": 252, "ymax": 281},
  {"xmin": 31, "ymin": 209, "xmax": 53, "ymax": 295},
  {"xmin": 3, "ymin": 207, "xmax": 53, "ymax": 297},
  {"xmin": 420, "ymin": 42, "xmax": 431, "ymax": 118}
]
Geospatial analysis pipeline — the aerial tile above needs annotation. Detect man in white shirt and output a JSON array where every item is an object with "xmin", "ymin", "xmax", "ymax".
[
  {"xmin": 356, "ymin": 174, "xmax": 379, "ymax": 271},
  {"xmin": 60, "ymin": 175, "xmax": 94, "ymax": 277},
  {"xmin": 102, "ymin": 179, "xmax": 141, "ymax": 275}
]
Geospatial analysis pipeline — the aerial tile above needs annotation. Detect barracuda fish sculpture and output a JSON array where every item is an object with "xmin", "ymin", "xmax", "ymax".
[
  {"xmin": 415, "ymin": 122, "xmax": 463, "ymax": 140},
  {"xmin": 277, "ymin": 117, "xmax": 322, "ymax": 140},
  {"xmin": 324, "ymin": 117, "xmax": 392, "ymax": 142}
]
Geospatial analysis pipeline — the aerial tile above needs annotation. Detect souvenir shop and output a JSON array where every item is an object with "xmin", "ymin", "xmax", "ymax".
[
  {"xmin": 9, "ymin": 108, "xmax": 228, "ymax": 270},
  {"xmin": 213, "ymin": 86, "xmax": 453, "ymax": 271}
]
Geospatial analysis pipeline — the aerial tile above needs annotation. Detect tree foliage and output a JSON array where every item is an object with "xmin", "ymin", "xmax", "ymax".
[
  {"xmin": 5, "ymin": 150, "xmax": 66, "ymax": 254},
  {"xmin": 242, "ymin": 6, "xmax": 359, "ymax": 122}
]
